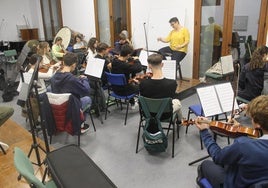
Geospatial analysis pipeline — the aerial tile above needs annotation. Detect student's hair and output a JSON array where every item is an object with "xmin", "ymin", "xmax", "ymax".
[
  {"xmin": 119, "ymin": 33, "xmax": 127, "ymax": 40},
  {"xmin": 147, "ymin": 54, "xmax": 163, "ymax": 66},
  {"xmin": 29, "ymin": 54, "xmax": 43, "ymax": 65},
  {"xmin": 247, "ymin": 95, "xmax": 268, "ymax": 131},
  {"xmin": 88, "ymin": 37, "xmax": 98, "ymax": 53},
  {"xmin": 54, "ymin": 37, "xmax": 63, "ymax": 43},
  {"xmin": 249, "ymin": 46, "xmax": 268, "ymax": 70},
  {"xmin": 120, "ymin": 44, "xmax": 133, "ymax": 57},
  {"xmin": 75, "ymin": 35, "xmax": 82, "ymax": 41},
  {"xmin": 169, "ymin": 17, "xmax": 179, "ymax": 23},
  {"xmin": 37, "ymin": 41, "xmax": 49, "ymax": 55},
  {"xmin": 96, "ymin": 43, "xmax": 109, "ymax": 53},
  {"xmin": 63, "ymin": 52, "xmax": 78, "ymax": 66}
]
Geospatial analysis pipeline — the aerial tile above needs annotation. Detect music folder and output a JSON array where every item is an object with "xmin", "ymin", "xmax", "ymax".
[
  {"xmin": 196, "ymin": 82, "xmax": 239, "ymax": 117},
  {"xmin": 84, "ymin": 58, "xmax": 105, "ymax": 79}
]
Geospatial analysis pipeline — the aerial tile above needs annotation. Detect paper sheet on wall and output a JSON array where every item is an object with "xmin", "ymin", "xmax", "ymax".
[
  {"xmin": 162, "ymin": 60, "xmax": 176, "ymax": 80},
  {"xmin": 197, "ymin": 86, "xmax": 222, "ymax": 117},
  {"xmin": 84, "ymin": 58, "xmax": 105, "ymax": 78}
]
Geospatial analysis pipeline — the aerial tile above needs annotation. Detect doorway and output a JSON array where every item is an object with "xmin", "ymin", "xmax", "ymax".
[
  {"xmin": 94, "ymin": 0, "xmax": 131, "ymax": 46},
  {"xmin": 193, "ymin": 0, "xmax": 268, "ymax": 79}
]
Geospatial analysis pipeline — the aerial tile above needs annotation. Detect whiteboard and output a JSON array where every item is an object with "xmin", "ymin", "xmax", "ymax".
[{"xmin": 147, "ymin": 9, "xmax": 185, "ymax": 51}]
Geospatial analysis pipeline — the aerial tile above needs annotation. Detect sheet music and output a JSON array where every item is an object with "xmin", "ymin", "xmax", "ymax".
[
  {"xmin": 162, "ymin": 60, "xmax": 176, "ymax": 80},
  {"xmin": 196, "ymin": 86, "xmax": 222, "ymax": 117},
  {"xmin": 220, "ymin": 55, "xmax": 234, "ymax": 74},
  {"xmin": 139, "ymin": 50, "xmax": 154, "ymax": 66},
  {"xmin": 84, "ymin": 58, "xmax": 105, "ymax": 78},
  {"xmin": 214, "ymin": 82, "xmax": 239, "ymax": 112}
]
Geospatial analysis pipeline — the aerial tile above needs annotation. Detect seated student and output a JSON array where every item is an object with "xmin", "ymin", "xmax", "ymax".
[
  {"xmin": 110, "ymin": 44, "xmax": 142, "ymax": 107},
  {"xmin": 195, "ymin": 95, "xmax": 268, "ymax": 188},
  {"xmin": 50, "ymin": 52, "xmax": 92, "ymax": 133},
  {"xmin": 87, "ymin": 42, "xmax": 111, "ymax": 114},
  {"xmin": 139, "ymin": 54, "xmax": 182, "ymax": 120},
  {"xmin": 73, "ymin": 35, "xmax": 86, "ymax": 50},
  {"xmin": 238, "ymin": 45, "xmax": 268, "ymax": 101},
  {"xmin": 86, "ymin": 37, "xmax": 98, "ymax": 62},
  {"xmin": 110, "ymin": 32, "xmax": 132, "ymax": 56},
  {"xmin": 52, "ymin": 37, "xmax": 66, "ymax": 62}
]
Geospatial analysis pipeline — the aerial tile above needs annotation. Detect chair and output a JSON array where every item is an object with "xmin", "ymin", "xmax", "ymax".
[
  {"xmin": 4, "ymin": 49, "xmax": 17, "ymax": 64},
  {"xmin": 14, "ymin": 147, "xmax": 57, "ymax": 188},
  {"xmin": 44, "ymin": 92, "xmax": 95, "ymax": 146},
  {"xmin": 186, "ymin": 104, "xmax": 229, "ymax": 150},
  {"xmin": 104, "ymin": 72, "xmax": 137, "ymax": 125},
  {"xmin": 136, "ymin": 96, "xmax": 179, "ymax": 158}
]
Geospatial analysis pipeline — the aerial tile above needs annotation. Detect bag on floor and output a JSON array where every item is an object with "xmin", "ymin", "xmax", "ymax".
[{"xmin": 140, "ymin": 98, "xmax": 168, "ymax": 153}]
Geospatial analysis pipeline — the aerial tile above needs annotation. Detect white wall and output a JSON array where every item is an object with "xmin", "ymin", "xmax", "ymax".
[
  {"xmin": 61, "ymin": 0, "xmax": 96, "ymax": 43},
  {"xmin": 130, "ymin": 0, "xmax": 195, "ymax": 78},
  {"xmin": 0, "ymin": 0, "xmax": 44, "ymax": 41}
]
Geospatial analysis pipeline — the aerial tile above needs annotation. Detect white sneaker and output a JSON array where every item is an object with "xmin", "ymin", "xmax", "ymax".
[{"xmin": 0, "ymin": 142, "xmax": 9, "ymax": 152}]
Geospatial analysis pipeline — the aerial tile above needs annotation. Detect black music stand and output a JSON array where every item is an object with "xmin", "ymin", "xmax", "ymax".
[{"xmin": 17, "ymin": 57, "xmax": 50, "ymax": 167}]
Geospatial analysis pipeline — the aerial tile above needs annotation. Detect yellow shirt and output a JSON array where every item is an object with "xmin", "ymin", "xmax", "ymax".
[
  {"xmin": 166, "ymin": 27, "xmax": 190, "ymax": 53},
  {"xmin": 205, "ymin": 23, "xmax": 222, "ymax": 46}
]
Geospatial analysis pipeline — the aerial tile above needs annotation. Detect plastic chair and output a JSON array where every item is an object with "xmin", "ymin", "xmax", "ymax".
[
  {"xmin": 14, "ymin": 147, "xmax": 57, "ymax": 188},
  {"xmin": 104, "ymin": 72, "xmax": 137, "ymax": 125},
  {"xmin": 136, "ymin": 96, "xmax": 179, "ymax": 158},
  {"xmin": 44, "ymin": 92, "xmax": 95, "ymax": 146},
  {"xmin": 4, "ymin": 49, "xmax": 17, "ymax": 64}
]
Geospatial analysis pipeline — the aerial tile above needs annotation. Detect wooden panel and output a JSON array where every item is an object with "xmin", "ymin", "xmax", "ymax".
[{"xmin": 20, "ymin": 28, "xmax": 39, "ymax": 41}]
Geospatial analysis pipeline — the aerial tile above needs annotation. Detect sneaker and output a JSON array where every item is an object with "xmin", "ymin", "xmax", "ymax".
[
  {"xmin": 81, "ymin": 123, "xmax": 90, "ymax": 134},
  {"xmin": 196, "ymin": 165, "xmax": 203, "ymax": 187}
]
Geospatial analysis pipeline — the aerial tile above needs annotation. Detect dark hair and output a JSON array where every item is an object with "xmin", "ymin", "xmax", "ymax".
[
  {"xmin": 88, "ymin": 37, "xmax": 98, "ymax": 53},
  {"xmin": 63, "ymin": 52, "xmax": 78, "ymax": 66},
  {"xmin": 169, "ymin": 17, "xmax": 179, "ymax": 23},
  {"xmin": 120, "ymin": 44, "xmax": 133, "ymax": 57},
  {"xmin": 29, "ymin": 54, "xmax": 43, "ymax": 65},
  {"xmin": 75, "ymin": 35, "xmax": 82, "ymax": 40},
  {"xmin": 147, "ymin": 54, "xmax": 162, "ymax": 66},
  {"xmin": 247, "ymin": 95, "xmax": 268, "ymax": 131},
  {"xmin": 208, "ymin": 17, "xmax": 215, "ymax": 24},
  {"xmin": 249, "ymin": 46, "xmax": 268, "ymax": 70},
  {"xmin": 96, "ymin": 43, "xmax": 109, "ymax": 53},
  {"xmin": 55, "ymin": 37, "xmax": 63, "ymax": 43}
]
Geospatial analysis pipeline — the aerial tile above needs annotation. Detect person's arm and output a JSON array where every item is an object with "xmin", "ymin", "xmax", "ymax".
[{"xmin": 157, "ymin": 31, "xmax": 172, "ymax": 43}]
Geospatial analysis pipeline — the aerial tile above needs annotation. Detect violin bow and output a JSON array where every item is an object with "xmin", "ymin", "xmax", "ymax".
[{"xmin": 231, "ymin": 62, "xmax": 241, "ymax": 118}]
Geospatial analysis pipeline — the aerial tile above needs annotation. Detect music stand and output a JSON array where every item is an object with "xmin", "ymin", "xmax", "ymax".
[{"xmin": 17, "ymin": 56, "xmax": 50, "ymax": 167}]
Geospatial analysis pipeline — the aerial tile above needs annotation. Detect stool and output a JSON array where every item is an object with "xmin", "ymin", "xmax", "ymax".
[{"xmin": 186, "ymin": 104, "xmax": 229, "ymax": 150}]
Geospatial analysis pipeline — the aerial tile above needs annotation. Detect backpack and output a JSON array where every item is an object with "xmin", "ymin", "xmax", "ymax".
[{"xmin": 139, "ymin": 97, "xmax": 169, "ymax": 153}]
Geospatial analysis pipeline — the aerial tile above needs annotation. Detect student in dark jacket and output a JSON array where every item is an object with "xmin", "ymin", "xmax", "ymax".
[
  {"xmin": 196, "ymin": 95, "xmax": 268, "ymax": 188},
  {"xmin": 50, "ymin": 52, "xmax": 91, "ymax": 133},
  {"xmin": 238, "ymin": 45, "xmax": 268, "ymax": 101},
  {"xmin": 110, "ymin": 44, "xmax": 142, "ymax": 106}
]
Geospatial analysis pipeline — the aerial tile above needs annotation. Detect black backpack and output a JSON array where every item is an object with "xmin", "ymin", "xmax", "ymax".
[{"xmin": 139, "ymin": 97, "xmax": 168, "ymax": 153}]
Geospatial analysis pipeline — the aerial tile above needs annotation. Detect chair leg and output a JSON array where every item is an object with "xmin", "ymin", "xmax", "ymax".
[
  {"xmin": 89, "ymin": 113, "xmax": 96, "ymax": 132},
  {"xmin": 172, "ymin": 123, "xmax": 175, "ymax": 158},
  {"xmin": 78, "ymin": 134, "xmax": 80, "ymax": 146},
  {"xmin": 124, "ymin": 100, "xmax": 130, "ymax": 125},
  {"xmin": 177, "ymin": 63, "xmax": 183, "ymax": 80},
  {"xmin": 199, "ymin": 134, "xmax": 204, "ymax": 150},
  {"xmin": 186, "ymin": 110, "xmax": 191, "ymax": 134},
  {"xmin": 136, "ymin": 122, "xmax": 142, "ymax": 153}
]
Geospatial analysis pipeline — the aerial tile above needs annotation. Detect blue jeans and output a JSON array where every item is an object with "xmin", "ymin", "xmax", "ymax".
[{"xmin": 80, "ymin": 96, "xmax": 92, "ymax": 120}]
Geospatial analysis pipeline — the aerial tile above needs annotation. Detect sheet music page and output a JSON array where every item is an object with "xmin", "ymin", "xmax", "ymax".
[
  {"xmin": 197, "ymin": 86, "xmax": 222, "ymax": 117},
  {"xmin": 162, "ymin": 60, "xmax": 176, "ymax": 80},
  {"xmin": 139, "ymin": 50, "xmax": 154, "ymax": 66},
  {"xmin": 221, "ymin": 55, "xmax": 234, "ymax": 74},
  {"xmin": 214, "ymin": 82, "xmax": 239, "ymax": 112},
  {"xmin": 84, "ymin": 58, "xmax": 105, "ymax": 78}
]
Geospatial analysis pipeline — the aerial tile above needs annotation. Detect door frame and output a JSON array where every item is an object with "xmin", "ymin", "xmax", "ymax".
[
  {"xmin": 94, "ymin": 0, "xmax": 131, "ymax": 46},
  {"xmin": 193, "ymin": 0, "xmax": 268, "ymax": 79}
]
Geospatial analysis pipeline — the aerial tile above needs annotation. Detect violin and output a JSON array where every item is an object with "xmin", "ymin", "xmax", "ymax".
[
  {"xmin": 39, "ymin": 61, "xmax": 62, "ymax": 73},
  {"xmin": 128, "ymin": 72, "xmax": 153, "ymax": 84},
  {"xmin": 182, "ymin": 119, "xmax": 260, "ymax": 138}
]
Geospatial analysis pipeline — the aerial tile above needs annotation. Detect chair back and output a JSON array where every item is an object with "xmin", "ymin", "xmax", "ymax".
[
  {"xmin": 105, "ymin": 72, "xmax": 127, "ymax": 86},
  {"xmin": 4, "ymin": 49, "xmax": 17, "ymax": 62},
  {"xmin": 14, "ymin": 147, "xmax": 46, "ymax": 188},
  {"xmin": 139, "ymin": 96, "xmax": 173, "ymax": 121}
]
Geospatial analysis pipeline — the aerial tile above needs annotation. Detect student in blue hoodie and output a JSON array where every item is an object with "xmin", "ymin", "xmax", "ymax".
[
  {"xmin": 50, "ymin": 52, "xmax": 91, "ymax": 133},
  {"xmin": 195, "ymin": 95, "xmax": 268, "ymax": 188}
]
